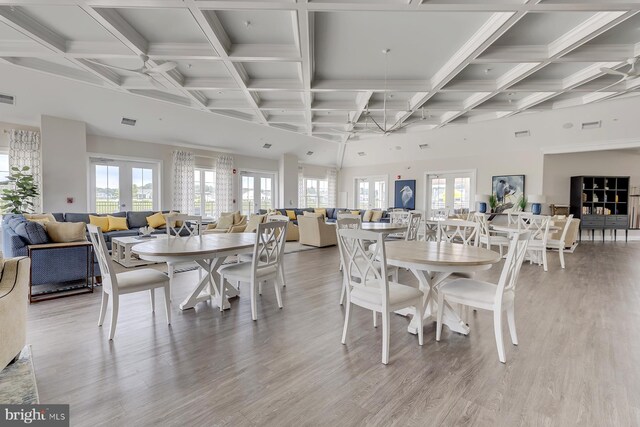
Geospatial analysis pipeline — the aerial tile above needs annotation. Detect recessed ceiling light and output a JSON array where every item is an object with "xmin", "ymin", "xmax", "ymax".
[
  {"xmin": 121, "ymin": 117, "xmax": 136, "ymax": 126},
  {"xmin": 262, "ymin": 143, "xmax": 272, "ymax": 149},
  {"xmin": 419, "ymin": 143, "xmax": 430, "ymax": 149},
  {"xmin": 306, "ymin": 151, "xmax": 314, "ymax": 156},
  {"xmin": 514, "ymin": 130, "xmax": 530, "ymax": 138},
  {"xmin": 581, "ymin": 120, "xmax": 601, "ymax": 130},
  {"xmin": 357, "ymin": 151, "xmax": 366, "ymax": 156}
]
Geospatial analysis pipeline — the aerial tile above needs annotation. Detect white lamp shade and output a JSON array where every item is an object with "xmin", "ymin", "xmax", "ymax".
[
  {"xmin": 527, "ymin": 194, "xmax": 545, "ymax": 203},
  {"xmin": 475, "ymin": 194, "xmax": 490, "ymax": 203}
]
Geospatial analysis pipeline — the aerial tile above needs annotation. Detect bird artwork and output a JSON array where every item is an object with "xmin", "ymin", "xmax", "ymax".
[
  {"xmin": 495, "ymin": 179, "xmax": 515, "ymax": 203},
  {"xmin": 400, "ymin": 185, "xmax": 413, "ymax": 208},
  {"xmin": 492, "ymin": 175, "xmax": 525, "ymax": 213}
]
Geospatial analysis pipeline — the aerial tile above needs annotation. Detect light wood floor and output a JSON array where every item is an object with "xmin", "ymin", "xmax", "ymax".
[{"xmin": 27, "ymin": 242, "xmax": 640, "ymax": 426}]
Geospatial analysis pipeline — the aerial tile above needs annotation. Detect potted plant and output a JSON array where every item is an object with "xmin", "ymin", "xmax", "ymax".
[
  {"xmin": 488, "ymin": 194, "xmax": 497, "ymax": 213},
  {"xmin": 517, "ymin": 195, "xmax": 528, "ymax": 212},
  {"xmin": 1, "ymin": 166, "xmax": 40, "ymax": 214}
]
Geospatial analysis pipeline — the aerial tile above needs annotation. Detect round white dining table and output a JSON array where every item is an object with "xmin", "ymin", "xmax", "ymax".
[
  {"xmin": 384, "ymin": 240, "xmax": 502, "ymax": 335},
  {"xmin": 132, "ymin": 233, "xmax": 256, "ymax": 311},
  {"xmin": 361, "ymin": 222, "xmax": 408, "ymax": 234}
]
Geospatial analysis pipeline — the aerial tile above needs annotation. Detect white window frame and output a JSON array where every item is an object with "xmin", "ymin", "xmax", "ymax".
[
  {"xmin": 303, "ymin": 176, "xmax": 329, "ymax": 208},
  {"xmin": 238, "ymin": 169, "xmax": 278, "ymax": 214},
  {"xmin": 353, "ymin": 175, "xmax": 388, "ymax": 210},
  {"xmin": 424, "ymin": 169, "xmax": 477, "ymax": 216},
  {"xmin": 88, "ymin": 153, "xmax": 162, "ymax": 213},
  {"xmin": 194, "ymin": 167, "xmax": 216, "ymax": 219}
]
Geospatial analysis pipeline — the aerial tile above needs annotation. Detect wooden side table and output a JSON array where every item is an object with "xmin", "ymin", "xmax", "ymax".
[{"xmin": 27, "ymin": 241, "xmax": 94, "ymax": 303}]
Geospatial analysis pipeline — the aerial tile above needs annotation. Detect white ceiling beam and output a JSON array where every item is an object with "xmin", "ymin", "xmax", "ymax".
[
  {"xmin": 184, "ymin": 2, "xmax": 268, "ymax": 124},
  {"xmin": 293, "ymin": 6, "xmax": 313, "ymax": 136},
  {"xmin": 229, "ymin": 43, "xmax": 301, "ymax": 61},
  {"xmin": 313, "ymin": 79, "xmax": 430, "ymax": 92},
  {"xmin": 475, "ymin": 44, "xmax": 635, "ymax": 64}
]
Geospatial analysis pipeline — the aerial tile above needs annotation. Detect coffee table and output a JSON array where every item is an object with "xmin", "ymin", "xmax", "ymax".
[{"xmin": 111, "ymin": 235, "xmax": 167, "ymax": 268}]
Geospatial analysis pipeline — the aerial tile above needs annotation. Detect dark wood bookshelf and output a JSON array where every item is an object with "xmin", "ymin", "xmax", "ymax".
[{"xmin": 570, "ymin": 176, "xmax": 630, "ymax": 242}]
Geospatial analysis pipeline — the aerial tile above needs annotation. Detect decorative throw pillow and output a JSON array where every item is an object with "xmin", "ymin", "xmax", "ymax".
[
  {"xmin": 245, "ymin": 214, "xmax": 266, "ymax": 233},
  {"xmin": 107, "ymin": 215, "xmax": 128, "ymax": 231},
  {"xmin": 371, "ymin": 210, "xmax": 384, "ymax": 222},
  {"xmin": 46, "ymin": 222, "xmax": 87, "ymax": 243},
  {"xmin": 216, "ymin": 214, "xmax": 234, "ymax": 230},
  {"xmin": 314, "ymin": 208, "xmax": 327, "ymax": 218},
  {"xmin": 285, "ymin": 210, "xmax": 297, "ymax": 221},
  {"xmin": 351, "ymin": 210, "xmax": 361, "ymax": 216},
  {"xmin": 146, "ymin": 212, "xmax": 166, "ymax": 229},
  {"xmin": 89, "ymin": 215, "xmax": 110, "ymax": 231},
  {"xmin": 23, "ymin": 213, "xmax": 57, "ymax": 224},
  {"xmin": 14, "ymin": 221, "xmax": 49, "ymax": 244},
  {"xmin": 363, "ymin": 210, "xmax": 373, "ymax": 222}
]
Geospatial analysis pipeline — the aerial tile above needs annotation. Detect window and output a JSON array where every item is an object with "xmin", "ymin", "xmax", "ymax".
[
  {"xmin": 90, "ymin": 158, "xmax": 159, "ymax": 213},
  {"xmin": 355, "ymin": 176, "xmax": 387, "ymax": 209},
  {"xmin": 194, "ymin": 168, "xmax": 216, "ymax": 218},
  {"xmin": 304, "ymin": 178, "xmax": 328, "ymax": 208}
]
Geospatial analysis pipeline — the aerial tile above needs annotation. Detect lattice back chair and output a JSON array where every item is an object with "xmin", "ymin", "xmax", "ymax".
[
  {"xmin": 518, "ymin": 215, "xmax": 551, "ymax": 271},
  {"xmin": 337, "ymin": 213, "xmax": 362, "ymax": 220},
  {"xmin": 219, "ymin": 221, "xmax": 287, "ymax": 320},
  {"xmin": 508, "ymin": 211, "xmax": 533, "ymax": 226},
  {"xmin": 547, "ymin": 214, "xmax": 574, "ymax": 269},
  {"xmin": 87, "ymin": 224, "xmax": 170, "ymax": 340},
  {"xmin": 431, "ymin": 208, "xmax": 451, "ymax": 220},
  {"xmin": 336, "ymin": 217, "xmax": 362, "ymax": 304},
  {"xmin": 338, "ymin": 228, "xmax": 424, "ymax": 364},
  {"xmin": 164, "ymin": 214, "xmax": 203, "ymax": 295},
  {"xmin": 388, "ymin": 211, "xmax": 410, "ymax": 238},
  {"xmin": 266, "ymin": 215, "xmax": 290, "ymax": 287},
  {"xmin": 405, "ymin": 212, "xmax": 422, "ymax": 241},
  {"xmin": 436, "ymin": 231, "xmax": 530, "ymax": 363},
  {"xmin": 474, "ymin": 212, "xmax": 510, "ymax": 257},
  {"xmin": 435, "ymin": 219, "xmax": 480, "ymax": 246}
]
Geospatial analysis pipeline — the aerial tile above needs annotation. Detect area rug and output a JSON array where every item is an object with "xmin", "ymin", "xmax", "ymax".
[{"xmin": 0, "ymin": 346, "xmax": 39, "ymax": 404}]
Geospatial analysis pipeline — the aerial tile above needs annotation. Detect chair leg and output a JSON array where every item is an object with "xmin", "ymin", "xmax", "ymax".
[
  {"xmin": 382, "ymin": 311, "xmax": 391, "ymax": 364},
  {"xmin": 167, "ymin": 263, "xmax": 174, "ymax": 301},
  {"xmin": 109, "ymin": 296, "xmax": 119, "ymax": 341},
  {"xmin": 274, "ymin": 276, "xmax": 284, "ymax": 309},
  {"xmin": 259, "ymin": 280, "xmax": 263, "ymax": 296},
  {"xmin": 279, "ymin": 262, "xmax": 287, "ymax": 288},
  {"xmin": 150, "ymin": 288, "xmax": 155, "ymax": 312},
  {"xmin": 416, "ymin": 300, "xmax": 424, "ymax": 346},
  {"xmin": 373, "ymin": 311, "xmax": 377, "ymax": 328},
  {"xmin": 436, "ymin": 293, "xmax": 445, "ymax": 342},
  {"xmin": 339, "ymin": 277, "xmax": 346, "ymax": 306},
  {"xmin": 506, "ymin": 305, "xmax": 518, "ymax": 345},
  {"xmin": 98, "ymin": 291, "xmax": 109, "ymax": 327},
  {"xmin": 250, "ymin": 278, "xmax": 258, "ymax": 321},
  {"xmin": 542, "ymin": 250, "xmax": 548, "ymax": 272},
  {"xmin": 219, "ymin": 275, "xmax": 226, "ymax": 313},
  {"xmin": 559, "ymin": 248, "xmax": 565, "ymax": 269},
  {"xmin": 493, "ymin": 309, "xmax": 506, "ymax": 363},
  {"xmin": 163, "ymin": 285, "xmax": 171, "ymax": 325},
  {"xmin": 341, "ymin": 302, "xmax": 351, "ymax": 344}
]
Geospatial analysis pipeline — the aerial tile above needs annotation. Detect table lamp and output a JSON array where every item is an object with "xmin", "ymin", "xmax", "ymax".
[
  {"xmin": 528, "ymin": 194, "xmax": 545, "ymax": 215},
  {"xmin": 475, "ymin": 194, "xmax": 490, "ymax": 213}
]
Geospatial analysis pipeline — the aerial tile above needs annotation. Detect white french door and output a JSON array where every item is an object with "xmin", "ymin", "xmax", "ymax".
[
  {"xmin": 355, "ymin": 176, "xmax": 387, "ymax": 209},
  {"xmin": 239, "ymin": 171, "xmax": 275, "ymax": 215},
  {"xmin": 90, "ymin": 158, "xmax": 160, "ymax": 213},
  {"xmin": 426, "ymin": 171, "xmax": 475, "ymax": 217}
]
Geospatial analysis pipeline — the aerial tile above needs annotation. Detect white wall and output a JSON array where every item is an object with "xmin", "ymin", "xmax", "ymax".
[
  {"xmin": 41, "ymin": 115, "xmax": 87, "ymax": 212},
  {"xmin": 543, "ymin": 149, "xmax": 640, "ymax": 204},
  {"xmin": 279, "ymin": 154, "xmax": 298, "ymax": 208}
]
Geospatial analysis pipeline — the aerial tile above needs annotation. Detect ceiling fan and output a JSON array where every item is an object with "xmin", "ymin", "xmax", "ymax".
[
  {"xmin": 86, "ymin": 54, "xmax": 177, "ymax": 89},
  {"xmin": 598, "ymin": 57, "xmax": 640, "ymax": 92}
]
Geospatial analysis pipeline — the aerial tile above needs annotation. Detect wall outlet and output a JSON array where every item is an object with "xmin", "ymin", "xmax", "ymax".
[{"xmin": 66, "ymin": 197, "xmax": 74, "ymax": 204}]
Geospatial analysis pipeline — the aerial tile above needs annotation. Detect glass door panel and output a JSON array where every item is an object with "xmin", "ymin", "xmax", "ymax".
[
  {"xmin": 240, "ymin": 172, "xmax": 276, "ymax": 215},
  {"xmin": 95, "ymin": 164, "xmax": 120, "ymax": 214},
  {"xmin": 427, "ymin": 172, "xmax": 474, "ymax": 217},
  {"xmin": 91, "ymin": 159, "xmax": 158, "ymax": 213}
]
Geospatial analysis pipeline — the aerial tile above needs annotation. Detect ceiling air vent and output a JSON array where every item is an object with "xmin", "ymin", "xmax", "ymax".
[
  {"xmin": 121, "ymin": 117, "xmax": 136, "ymax": 126},
  {"xmin": 0, "ymin": 93, "xmax": 15, "ymax": 105},
  {"xmin": 262, "ymin": 143, "xmax": 272, "ymax": 149},
  {"xmin": 514, "ymin": 130, "xmax": 530, "ymax": 138},
  {"xmin": 357, "ymin": 152, "xmax": 366, "ymax": 157},
  {"xmin": 581, "ymin": 121, "xmax": 601, "ymax": 130},
  {"xmin": 306, "ymin": 151, "xmax": 314, "ymax": 156}
]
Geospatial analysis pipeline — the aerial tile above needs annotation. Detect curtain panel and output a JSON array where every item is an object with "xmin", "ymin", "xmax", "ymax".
[
  {"xmin": 172, "ymin": 150, "xmax": 195, "ymax": 214},
  {"xmin": 298, "ymin": 166, "xmax": 305, "ymax": 208},
  {"xmin": 215, "ymin": 155, "xmax": 234, "ymax": 218},
  {"xmin": 8, "ymin": 129, "xmax": 42, "ymax": 212}
]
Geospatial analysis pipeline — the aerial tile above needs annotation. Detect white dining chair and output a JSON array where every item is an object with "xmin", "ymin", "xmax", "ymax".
[
  {"xmin": 517, "ymin": 215, "xmax": 551, "ymax": 271},
  {"xmin": 165, "ymin": 214, "xmax": 203, "ymax": 295},
  {"xmin": 546, "ymin": 214, "xmax": 574, "ymax": 269},
  {"xmin": 218, "ymin": 221, "xmax": 287, "ymax": 320},
  {"xmin": 87, "ymin": 224, "xmax": 171, "ymax": 340},
  {"xmin": 508, "ymin": 211, "xmax": 533, "ymax": 226},
  {"xmin": 436, "ymin": 231, "xmax": 530, "ymax": 363},
  {"xmin": 475, "ymin": 213, "xmax": 510, "ymax": 257},
  {"xmin": 405, "ymin": 212, "xmax": 422, "ymax": 241},
  {"xmin": 338, "ymin": 228, "xmax": 424, "ymax": 364},
  {"xmin": 435, "ymin": 219, "xmax": 480, "ymax": 246},
  {"xmin": 431, "ymin": 208, "xmax": 451, "ymax": 219}
]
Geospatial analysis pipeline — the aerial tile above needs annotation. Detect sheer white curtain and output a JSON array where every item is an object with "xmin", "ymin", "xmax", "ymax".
[
  {"xmin": 327, "ymin": 168, "xmax": 337, "ymax": 207},
  {"xmin": 298, "ymin": 166, "xmax": 305, "ymax": 208},
  {"xmin": 172, "ymin": 150, "xmax": 195, "ymax": 214},
  {"xmin": 8, "ymin": 129, "xmax": 42, "ymax": 212},
  {"xmin": 215, "ymin": 155, "xmax": 234, "ymax": 218}
]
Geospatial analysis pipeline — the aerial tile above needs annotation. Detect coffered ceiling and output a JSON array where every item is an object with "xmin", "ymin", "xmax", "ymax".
[{"xmin": 1, "ymin": 1, "xmax": 640, "ymax": 167}]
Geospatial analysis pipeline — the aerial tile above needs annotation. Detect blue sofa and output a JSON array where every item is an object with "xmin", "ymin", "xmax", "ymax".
[{"xmin": 2, "ymin": 210, "xmax": 174, "ymax": 289}]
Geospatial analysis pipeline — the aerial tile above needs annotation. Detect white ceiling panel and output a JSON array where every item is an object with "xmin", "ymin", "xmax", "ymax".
[
  {"xmin": 19, "ymin": 5, "xmax": 119, "ymax": 42},
  {"xmin": 494, "ymin": 12, "xmax": 596, "ymax": 46},
  {"xmin": 213, "ymin": 10, "xmax": 296, "ymax": 45},
  {"xmin": 116, "ymin": 8, "xmax": 209, "ymax": 44},
  {"xmin": 242, "ymin": 62, "xmax": 300, "ymax": 80}
]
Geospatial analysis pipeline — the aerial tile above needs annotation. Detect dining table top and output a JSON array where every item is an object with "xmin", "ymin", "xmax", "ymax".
[
  {"xmin": 361, "ymin": 222, "xmax": 408, "ymax": 232},
  {"xmin": 132, "ymin": 233, "xmax": 256, "ymax": 258},
  {"xmin": 491, "ymin": 224, "xmax": 561, "ymax": 233},
  {"xmin": 384, "ymin": 240, "xmax": 502, "ymax": 267}
]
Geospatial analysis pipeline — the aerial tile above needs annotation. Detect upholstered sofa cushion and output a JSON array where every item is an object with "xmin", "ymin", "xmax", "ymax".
[
  {"xmin": 127, "ymin": 211, "xmax": 155, "ymax": 229},
  {"xmin": 64, "ymin": 212, "xmax": 97, "ymax": 224},
  {"xmin": 14, "ymin": 220, "xmax": 49, "ymax": 245},
  {"xmin": 46, "ymin": 222, "xmax": 87, "ymax": 243},
  {"xmin": 245, "ymin": 214, "xmax": 266, "ymax": 233}
]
